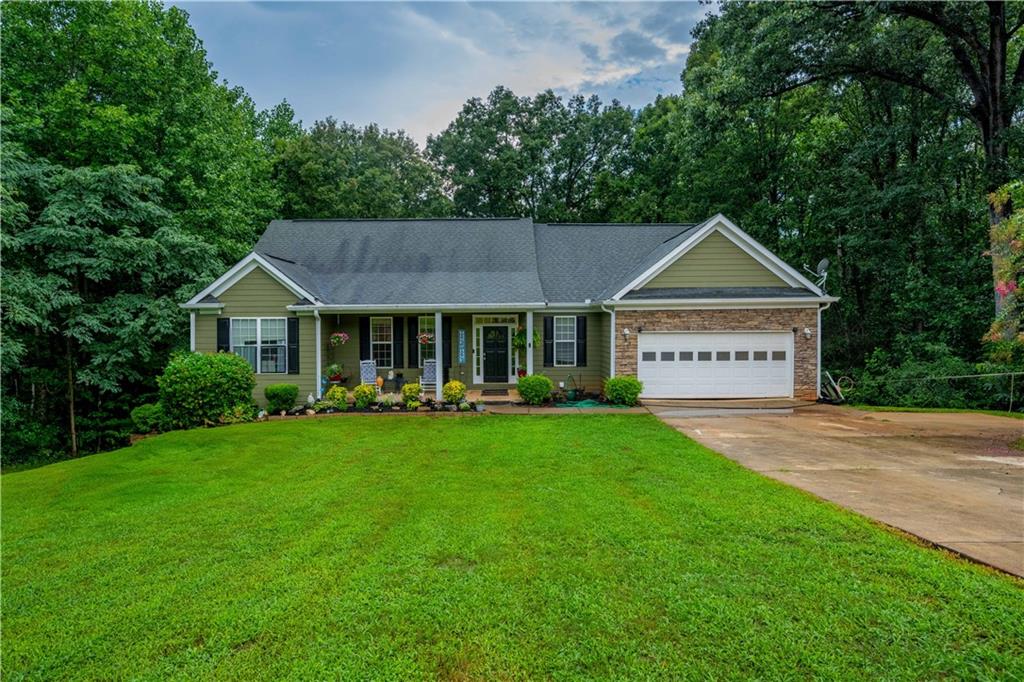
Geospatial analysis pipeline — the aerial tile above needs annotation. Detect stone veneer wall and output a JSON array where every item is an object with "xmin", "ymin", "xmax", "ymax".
[{"xmin": 614, "ymin": 308, "xmax": 819, "ymax": 400}]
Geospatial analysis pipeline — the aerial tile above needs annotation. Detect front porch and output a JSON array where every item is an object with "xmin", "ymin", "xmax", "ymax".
[{"xmin": 315, "ymin": 311, "xmax": 538, "ymax": 401}]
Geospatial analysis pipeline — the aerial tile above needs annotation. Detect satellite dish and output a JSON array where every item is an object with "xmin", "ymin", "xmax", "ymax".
[{"xmin": 816, "ymin": 258, "xmax": 830, "ymax": 276}]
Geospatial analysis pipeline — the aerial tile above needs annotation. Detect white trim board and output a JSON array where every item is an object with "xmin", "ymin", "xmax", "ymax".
[
  {"xmin": 182, "ymin": 252, "xmax": 318, "ymax": 309},
  {"xmin": 610, "ymin": 214, "xmax": 825, "ymax": 300}
]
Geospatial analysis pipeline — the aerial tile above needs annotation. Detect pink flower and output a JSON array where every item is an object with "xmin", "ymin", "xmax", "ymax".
[{"xmin": 995, "ymin": 280, "xmax": 1017, "ymax": 297}]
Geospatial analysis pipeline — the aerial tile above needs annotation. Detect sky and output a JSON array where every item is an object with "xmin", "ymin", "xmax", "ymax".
[{"xmin": 173, "ymin": 1, "xmax": 709, "ymax": 145}]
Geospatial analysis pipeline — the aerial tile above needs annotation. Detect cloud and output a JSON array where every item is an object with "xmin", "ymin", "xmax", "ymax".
[
  {"xmin": 608, "ymin": 30, "xmax": 667, "ymax": 65},
  {"xmin": 174, "ymin": 1, "xmax": 710, "ymax": 144}
]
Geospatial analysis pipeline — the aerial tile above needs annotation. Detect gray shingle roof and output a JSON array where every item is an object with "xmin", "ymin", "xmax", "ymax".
[
  {"xmin": 254, "ymin": 218, "xmax": 546, "ymax": 305},
  {"xmin": 246, "ymin": 217, "xmax": 810, "ymax": 306},
  {"xmin": 532, "ymin": 223, "xmax": 699, "ymax": 303}
]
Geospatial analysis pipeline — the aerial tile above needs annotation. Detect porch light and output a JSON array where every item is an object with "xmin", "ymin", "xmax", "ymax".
[
  {"xmin": 622, "ymin": 328, "xmax": 631, "ymax": 340},
  {"xmin": 803, "ymin": 327, "xmax": 813, "ymax": 339}
]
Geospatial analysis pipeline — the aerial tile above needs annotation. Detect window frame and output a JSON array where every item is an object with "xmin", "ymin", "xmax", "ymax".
[
  {"xmin": 230, "ymin": 317, "xmax": 288, "ymax": 375},
  {"xmin": 417, "ymin": 315, "xmax": 436, "ymax": 368},
  {"xmin": 370, "ymin": 316, "xmax": 394, "ymax": 369},
  {"xmin": 553, "ymin": 315, "xmax": 577, "ymax": 367}
]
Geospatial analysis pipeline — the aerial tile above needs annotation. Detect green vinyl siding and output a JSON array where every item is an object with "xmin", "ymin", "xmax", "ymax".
[
  {"xmin": 193, "ymin": 267, "xmax": 316, "ymax": 407},
  {"xmin": 642, "ymin": 230, "xmax": 788, "ymax": 289},
  {"xmin": 532, "ymin": 312, "xmax": 608, "ymax": 394}
]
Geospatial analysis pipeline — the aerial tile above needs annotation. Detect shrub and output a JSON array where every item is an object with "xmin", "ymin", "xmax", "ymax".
[
  {"xmin": 380, "ymin": 393, "xmax": 397, "ymax": 408},
  {"xmin": 158, "ymin": 352, "xmax": 256, "ymax": 428},
  {"xmin": 458, "ymin": 401, "xmax": 471, "ymax": 412},
  {"xmin": 219, "ymin": 401, "xmax": 258, "ymax": 424},
  {"xmin": 353, "ymin": 384, "xmax": 377, "ymax": 409},
  {"xmin": 442, "ymin": 380, "xmax": 466, "ymax": 404},
  {"xmin": 401, "ymin": 382, "xmax": 421, "ymax": 406},
  {"xmin": 130, "ymin": 403, "xmax": 167, "ymax": 433},
  {"xmin": 604, "ymin": 376, "xmax": 643, "ymax": 406},
  {"xmin": 265, "ymin": 383, "xmax": 299, "ymax": 414},
  {"xmin": 324, "ymin": 385, "xmax": 348, "ymax": 405},
  {"xmin": 406, "ymin": 400, "xmax": 422, "ymax": 410},
  {"xmin": 518, "ymin": 374, "xmax": 553, "ymax": 405}
]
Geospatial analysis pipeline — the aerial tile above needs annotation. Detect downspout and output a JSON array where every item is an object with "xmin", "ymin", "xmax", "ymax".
[
  {"xmin": 816, "ymin": 300, "xmax": 832, "ymax": 399},
  {"xmin": 314, "ymin": 309, "xmax": 322, "ymax": 399},
  {"xmin": 601, "ymin": 302, "xmax": 616, "ymax": 378},
  {"xmin": 189, "ymin": 312, "xmax": 196, "ymax": 352}
]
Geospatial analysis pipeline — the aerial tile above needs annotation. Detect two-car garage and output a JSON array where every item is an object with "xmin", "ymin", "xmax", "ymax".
[{"xmin": 636, "ymin": 331, "xmax": 794, "ymax": 399}]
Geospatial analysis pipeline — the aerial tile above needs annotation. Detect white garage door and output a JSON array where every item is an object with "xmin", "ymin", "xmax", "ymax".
[{"xmin": 637, "ymin": 332, "xmax": 793, "ymax": 399}]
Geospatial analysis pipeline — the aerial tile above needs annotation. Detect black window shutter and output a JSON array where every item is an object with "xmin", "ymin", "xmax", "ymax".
[
  {"xmin": 287, "ymin": 317, "xmax": 300, "ymax": 374},
  {"xmin": 359, "ymin": 317, "xmax": 370, "ymax": 361},
  {"xmin": 442, "ymin": 317, "xmax": 452, "ymax": 369},
  {"xmin": 575, "ymin": 316, "xmax": 587, "ymax": 367},
  {"xmin": 392, "ymin": 317, "xmax": 404, "ymax": 368},
  {"xmin": 407, "ymin": 317, "xmax": 418, "ymax": 368},
  {"xmin": 216, "ymin": 318, "xmax": 230, "ymax": 353},
  {"xmin": 543, "ymin": 316, "xmax": 554, "ymax": 367}
]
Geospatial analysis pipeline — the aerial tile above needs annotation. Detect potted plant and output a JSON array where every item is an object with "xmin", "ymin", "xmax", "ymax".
[
  {"xmin": 324, "ymin": 362, "xmax": 345, "ymax": 382},
  {"xmin": 511, "ymin": 325, "xmax": 541, "ymax": 366},
  {"xmin": 329, "ymin": 331, "xmax": 350, "ymax": 348}
]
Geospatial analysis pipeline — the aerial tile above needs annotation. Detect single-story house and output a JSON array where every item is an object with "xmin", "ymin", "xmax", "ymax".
[{"xmin": 182, "ymin": 214, "xmax": 836, "ymax": 404}]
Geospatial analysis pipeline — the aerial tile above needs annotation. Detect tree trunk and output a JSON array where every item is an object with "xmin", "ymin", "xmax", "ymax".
[{"xmin": 66, "ymin": 336, "xmax": 78, "ymax": 458}]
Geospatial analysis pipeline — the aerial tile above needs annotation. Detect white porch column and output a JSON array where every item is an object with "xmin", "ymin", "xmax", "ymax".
[
  {"xmin": 435, "ymin": 310, "xmax": 443, "ymax": 402},
  {"xmin": 314, "ymin": 310, "xmax": 322, "ymax": 398},
  {"xmin": 525, "ymin": 311, "xmax": 534, "ymax": 376}
]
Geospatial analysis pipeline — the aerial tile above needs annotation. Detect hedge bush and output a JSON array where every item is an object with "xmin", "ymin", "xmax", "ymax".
[
  {"xmin": 130, "ymin": 403, "xmax": 167, "ymax": 433},
  {"xmin": 518, "ymin": 374, "xmax": 553, "ymax": 405},
  {"xmin": 265, "ymin": 384, "xmax": 299, "ymax": 414},
  {"xmin": 401, "ymin": 382, "xmax": 421, "ymax": 407},
  {"xmin": 158, "ymin": 352, "xmax": 256, "ymax": 428},
  {"xmin": 442, "ymin": 380, "xmax": 466, "ymax": 404},
  {"xmin": 352, "ymin": 383, "xmax": 377, "ymax": 409},
  {"xmin": 604, "ymin": 376, "xmax": 643, "ymax": 406}
]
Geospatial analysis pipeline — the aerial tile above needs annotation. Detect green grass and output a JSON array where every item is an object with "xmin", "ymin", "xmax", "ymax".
[
  {"xmin": 3, "ymin": 415, "xmax": 1022, "ymax": 679},
  {"xmin": 853, "ymin": 404, "xmax": 1024, "ymax": 419}
]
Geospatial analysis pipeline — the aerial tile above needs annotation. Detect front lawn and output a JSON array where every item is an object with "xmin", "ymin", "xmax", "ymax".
[{"xmin": 3, "ymin": 415, "xmax": 1022, "ymax": 679}]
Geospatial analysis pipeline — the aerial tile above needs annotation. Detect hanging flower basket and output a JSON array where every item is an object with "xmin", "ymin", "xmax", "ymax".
[{"xmin": 329, "ymin": 331, "xmax": 350, "ymax": 348}]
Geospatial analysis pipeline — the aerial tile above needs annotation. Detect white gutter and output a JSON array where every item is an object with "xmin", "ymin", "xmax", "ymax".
[
  {"xmin": 604, "ymin": 297, "xmax": 838, "ymax": 309},
  {"xmin": 314, "ymin": 309, "xmax": 322, "ymax": 399},
  {"xmin": 287, "ymin": 302, "xmax": 549, "ymax": 312},
  {"xmin": 179, "ymin": 302, "xmax": 224, "ymax": 310}
]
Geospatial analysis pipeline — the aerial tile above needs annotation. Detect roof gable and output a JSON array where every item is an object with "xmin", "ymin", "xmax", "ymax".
[{"xmin": 642, "ymin": 230, "xmax": 787, "ymax": 289}]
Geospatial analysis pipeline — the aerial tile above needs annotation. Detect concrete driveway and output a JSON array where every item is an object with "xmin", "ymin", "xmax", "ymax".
[{"xmin": 651, "ymin": 404, "xmax": 1024, "ymax": 577}]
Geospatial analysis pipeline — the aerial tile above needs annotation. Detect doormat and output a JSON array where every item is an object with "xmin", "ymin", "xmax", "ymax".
[{"xmin": 481, "ymin": 389, "xmax": 509, "ymax": 396}]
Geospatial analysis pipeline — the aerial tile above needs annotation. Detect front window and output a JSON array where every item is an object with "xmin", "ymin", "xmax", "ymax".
[
  {"xmin": 371, "ymin": 317, "xmax": 393, "ymax": 368},
  {"xmin": 231, "ymin": 318, "xmax": 287, "ymax": 374},
  {"xmin": 554, "ymin": 316, "xmax": 576, "ymax": 366},
  {"xmin": 418, "ymin": 316, "xmax": 436, "ymax": 367}
]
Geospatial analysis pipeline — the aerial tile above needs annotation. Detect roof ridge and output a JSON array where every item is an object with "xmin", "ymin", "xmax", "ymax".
[
  {"xmin": 281, "ymin": 217, "xmax": 529, "ymax": 223},
  {"xmin": 537, "ymin": 222, "xmax": 698, "ymax": 227}
]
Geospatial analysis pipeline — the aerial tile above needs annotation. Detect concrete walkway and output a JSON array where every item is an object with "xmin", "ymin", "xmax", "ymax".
[{"xmin": 650, "ymin": 403, "xmax": 1024, "ymax": 577}]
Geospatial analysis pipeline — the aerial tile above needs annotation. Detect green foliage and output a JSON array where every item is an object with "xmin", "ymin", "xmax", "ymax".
[
  {"xmin": 442, "ymin": 380, "xmax": 467, "ymax": 404},
  {"xmin": 517, "ymin": 374, "xmax": 554, "ymax": 405},
  {"xmin": 324, "ymin": 385, "xmax": 348, "ymax": 405},
  {"xmin": 427, "ymin": 87, "xmax": 633, "ymax": 222},
  {"xmin": 986, "ymin": 181, "xmax": 1024, "ymax": 342},
  {"xmin": 352, "ymin": 384, "xmax": 377, "ymax": 409},
  {"xmin": 604, "ymin": 377, "xmax": 643, "ymax": 406},
  {"xmin": 406, "ymin": 400, "xmax": 422, "ymax": 410},
  {"xmin": 264, "ymin": 384, "xmax": 299, "ymax": 414},
  {"xmin": 218, "ymin": 402, "xmax": 259, "ymax": 425},
  {"xmin": 379, "ymin": 393, "xmax": 398, "ymax": 409},
  {"xmin": 130, "ymin": 403, "xmax": 167, "ymax": 434},
  {"xmin": 273, "ymin": 118, "xmax": 450, "ymax": 219},
  {"xmin": 401, "ymin": 382, "xmax": 421, "ymax": 406},
  {"xmin": 849, "ymin": 342, "xmax": 1023, "ymax": 412},
  {"xmin": 157, "ymin": 353, "xmax": 256, "ymax": 428},
  {"xmin": 458, "ymin": 401, "xmax": 472, "ymax": 412}
]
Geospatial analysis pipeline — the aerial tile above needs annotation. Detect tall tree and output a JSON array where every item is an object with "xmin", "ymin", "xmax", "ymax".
[
  {"xmin": 272, "ymin": 118, "xmax": 450, "ymax": 219},
  {"xmin": 693, "ymin": 1, "xmax": 1023, "ymax": 315}
]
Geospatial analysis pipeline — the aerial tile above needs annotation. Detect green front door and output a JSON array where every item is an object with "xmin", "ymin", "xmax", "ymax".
[{"xmin": 483, "ymin": 326, "xmax": 509, "ymax": 383}]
